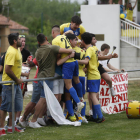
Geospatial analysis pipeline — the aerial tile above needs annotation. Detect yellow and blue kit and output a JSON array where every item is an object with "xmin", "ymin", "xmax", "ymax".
[
  {"xmin": 52, "ymin": 35, "xmax": 78, "ymax": 79},
  {"xmin": 85, "ymin": 46, "xmax": 100, "ymax": 93},
  {"xmin": 60, "ymin": 23, "xmax": 85, "ymax": 40}
]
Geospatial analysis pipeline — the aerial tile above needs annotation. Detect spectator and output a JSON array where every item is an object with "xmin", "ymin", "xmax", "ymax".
[{"xmin": 0, "ymin": 33, "xmax": 24, "ymax": 136}]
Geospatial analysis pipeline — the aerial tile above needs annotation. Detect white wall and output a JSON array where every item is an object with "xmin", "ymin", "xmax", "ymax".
[
  {"xmin": 138, "ymin": 12, "xmax": 140, "ymax": 24},
  {"xmin": 81, "ymin": 5, "xmax": 120, "ymax": 69}
]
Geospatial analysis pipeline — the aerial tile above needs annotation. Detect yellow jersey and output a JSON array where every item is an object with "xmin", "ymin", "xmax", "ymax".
[
  {"xmin": 52, "ymin": 35, "xmax": 75, "ymax": 63},
  {"xmin": 2, "ymin": 46, "xmax": 22, "ymax": 85},
  {"xmin": 126, "ymin": 8, "xmax": 133, "ymax": 21},
  {"xmin": 60, "ymin": 23, "xmax": 85, "ymax": 40},
  {"xmin": 85, "ymin": 46, "xmax": 100, "ymax": 80},
  {"xmin": 92, "ymin": 46, "xmax": 99, "ymax": 67},
  {"xmin": 73, "ymin": 46, "xmax": 85, "ymax": 77}
]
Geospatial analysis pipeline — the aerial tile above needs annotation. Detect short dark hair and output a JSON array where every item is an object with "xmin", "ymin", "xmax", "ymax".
[
  {"xmin": 8, "ymin": 33, "xmax": 19, "ymax": 45},
  {"xmin": 37, "ymin": 33, "xmax": 46, "ymax": 44},
  {"xmin": 81, "ymin": 32, "xmax": 92, "ymax": 44},
  {"xmin": 52, "ymin": 25, "xmax": 60, "ymax": 29},
  {"xmin": 101, "ymin": 44, "xmax": 110, "ymax": 51},
  {"xmin": 91, "ymin": 33, "xmax": 96, "ymax": 37},
  {"xmin": 65, "ymin": 33, "xmax": 76, "ymax": 40},
  {"xmin": 71, "ymin": 16, "xmax": 82, "ymax": 24}
]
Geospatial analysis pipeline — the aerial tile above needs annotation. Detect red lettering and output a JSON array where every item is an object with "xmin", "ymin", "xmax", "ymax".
[
  {"xmin": 118, "ymin": 84, "xmax": 124, "ymax": 92},
  {"xmin": 100, "ymin": 79, "xmax": 106, "ymax": 85},
  {"xmin": 105, "ymin": 88, "xmax": 110, "ymax": 96},
  {"xmin": 101, "ymin": 98, "xmax": 110, "ymax": 106},
  {"xmin": 118, "ymin": 94, "xmax": 123, "ymax": 102},
  {"xmin": 112, "ymin": 96, "xmax": 117, "ymax": 103},
  {"xmin": 123, "ymin": 83, "xmax": 128, "ymax": 91},
  {"xmin": 118, "ymin": 103, "xmax": 123, "ymax": 111},
  {"xmin": 100, "ymin": 88, "xmax": 104, "ymax": 96},
  {"xmin": 113, "ymin": 105, "xmax": 119, "ymax": 112}
]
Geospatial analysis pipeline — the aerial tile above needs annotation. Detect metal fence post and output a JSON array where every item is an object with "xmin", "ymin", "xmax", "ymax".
[{"xmin": 12, "ymin": 82, "xmax": 15, "ymax": 133}]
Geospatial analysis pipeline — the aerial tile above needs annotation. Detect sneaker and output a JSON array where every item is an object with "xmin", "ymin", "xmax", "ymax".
[
  {"xmin": 96, "ymin": 116, "xmax": 105, "ymax": 123},
  {"xmin": 110, "ymin": 87, "xmax": 116, "ymax": 96},
  {"xmin": 7, "ymin": 126, "xmax": 24, "ymax": 133},
  {"xmin": 89, "ymin": 110, "xmax": 93, "ymax": 116},
  {"xmin": 29, "ymin": 121, "xmax": 42, "ymax": 128},
  {"xmin": 0, "ymin": 129, "xmax": 6, "ymax": 136},
  {"xmin": 16, "ymin": 125, "xmax": 26, "ymax": 131},
  {"xmin": 68, "ymin": 115, "xmax": 77, "ymax": 122},
  {"xmin": 45, "ymin": 119, "xmax": 55, "ymax": 125},
  {"xmin": 81, "ymin": 116, "xmax": 88, "ymax": 123},
  {"xmin": 19, "ymin": 119, "xmax": 28, "ymax": 127},
  {"xmin": 76, "ymin": 102, "xmax": 84, "ymax": 115},
  {"xmin": 87, "ymin": 116, "xmax": 98, "ymax": 122},
  {"xmin": 37, "ymin": 118, "xmax": 46, "ymax": 126}
]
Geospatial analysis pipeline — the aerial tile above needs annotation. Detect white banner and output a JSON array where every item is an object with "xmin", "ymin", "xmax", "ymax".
[
  {"xmin": 99, "ymin": 72, "xmax": 128, "ymax": 114},
  {"xmin": 43, "ymin": 81, "xmax": 81, "ymax": 126}
]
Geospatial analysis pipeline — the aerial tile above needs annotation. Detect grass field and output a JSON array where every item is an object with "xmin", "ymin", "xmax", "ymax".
[{"xmin": 1, "ymin": 69, "xmax": 140, "ymax": 140}]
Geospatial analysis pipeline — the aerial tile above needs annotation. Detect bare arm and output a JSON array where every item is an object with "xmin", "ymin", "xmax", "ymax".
[
  {"xmin": 5, "ymin": 65, "xmax": 23, "ymax": 84},
  {"xmin": 133, "ymin": 0, "xmax": 138, "ymax": 10},
  {"xmin": 57, "ymin": 52, "xmax": 75, "ymax": 66},
  {"xmin": 58, "ymin": 48, "xmax": 74, "ymax": 54},
  {"xmin": 77, "ymin": 58, "xmax": 89, "ymax": 65},
  {"xmin": 107, "ymin": 63, "xmax": 120, "ymax": 71},
  {"xmin": 98, "ymin": 54, "xmax": 112, "ymax": 60},
  {"xmin": 0, "ymin": 65, "xmax": 3, "ymax": 73}
]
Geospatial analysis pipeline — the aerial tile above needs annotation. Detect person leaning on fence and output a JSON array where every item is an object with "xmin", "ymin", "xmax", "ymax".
[
  {"xmin": 98, "ymin": 43, "xmax": 125, "ymax": 73},
  {"xmin": 0, "ymin": 33, "xmax": 24, "ymax": 136},
  {"xmin": 28, "ymin": 33, "xmax": 75, "ymax": 128}
]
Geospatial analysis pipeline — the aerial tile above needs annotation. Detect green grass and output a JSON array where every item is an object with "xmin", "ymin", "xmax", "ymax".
[{"xmin": 1, "ymin": 77, "xmax": 140, "ymax": 140}]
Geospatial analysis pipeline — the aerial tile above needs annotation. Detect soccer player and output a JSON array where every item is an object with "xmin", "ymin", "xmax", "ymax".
[
  {"xmin": 29, "ymin": 33, "xmax": 74, "ymax": 128},
  {"xmin": 88, "ymin": 34, "xmax": 117, "ymax": 116},
  {"xmin": 52, "ymin": 25, "xmax": 84, "ymax": 121},
  {"xmin": 0, "ymin": 33, "xmax": 24, "ymax": 136},
  {"xmin": 60, "ymin": 15, "xmax": 85, "ymax": 40},
  {"xmin": 66, "ymin": 33, "xmax": 88, "ymax": 123},
  {"xmin": 77, "ymin": 32, "xmax": 105, "ymax": 123}
]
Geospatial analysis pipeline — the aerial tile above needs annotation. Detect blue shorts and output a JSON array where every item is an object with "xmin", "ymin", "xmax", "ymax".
[
  {"xmin": 65, "ymin": 77, "xmax": 85, "ymax": 95},
  {"xmin": 31, "ymin": 82, "xmax": 41, "ymax": 103},
  {"xmin": 62, "ymin": 61, "xmax": 79, "ymax": 79},
  {"xmin": 38, "ymin": 80, "xmax": 53, "ymax": 98},
  {"xmin": 87, "ymin": 79, "xmax": 100, "ymax": 93},
  {"xmin": 0, "ymin": 85, "xmax": 23, "ymax": 112}
]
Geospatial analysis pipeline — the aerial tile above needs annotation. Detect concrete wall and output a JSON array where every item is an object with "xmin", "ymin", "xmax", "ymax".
[
  {"xmin": 120, "ymin": 41, "xmax": 140, "ymax": 78},
  {"xmin": 81, "ymin": 5, "xmax": 120, "ymax": 69},
  {"xmin": 138, "ymin": 12, "xmax": 140, "ymax": 24}
]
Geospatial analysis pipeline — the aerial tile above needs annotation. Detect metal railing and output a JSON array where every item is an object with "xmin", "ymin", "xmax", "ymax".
[
  {"xmin": 0, "ymin": 69, "xmax": 140, "ymax": 133},
  {"xmin": 120, "ymin": 18, "xmax": 140, "ymax": 48}
]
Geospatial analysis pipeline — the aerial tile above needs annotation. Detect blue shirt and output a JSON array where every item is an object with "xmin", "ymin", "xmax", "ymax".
[{"xmin": 55, "ymin": 65, "xmax": 62, "ymax": 76}]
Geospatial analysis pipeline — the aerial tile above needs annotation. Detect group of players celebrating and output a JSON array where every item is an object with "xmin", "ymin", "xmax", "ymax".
[{"xmin": 0, "ymin": 15, "xmax": 119, "ymax": 136}]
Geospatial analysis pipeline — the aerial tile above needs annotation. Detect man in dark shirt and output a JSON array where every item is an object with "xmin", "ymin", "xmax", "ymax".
[{"xmin": 19, "ymin": 35, "xmax": 31, "ymax": 63}]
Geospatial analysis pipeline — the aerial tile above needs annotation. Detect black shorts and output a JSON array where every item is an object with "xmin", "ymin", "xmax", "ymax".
[{"xmin": 98, "ymin": 63, "xmax": 106, "ymax": 75}]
